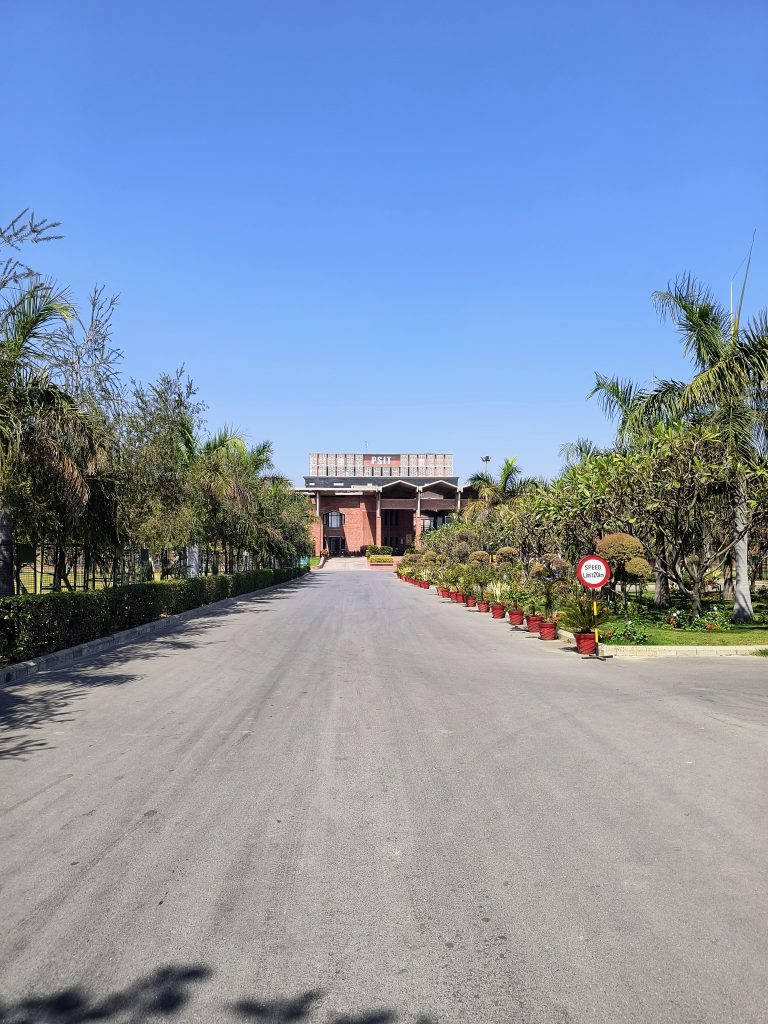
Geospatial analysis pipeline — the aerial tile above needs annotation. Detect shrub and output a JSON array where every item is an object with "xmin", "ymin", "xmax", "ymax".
[
  {"xmin": 468, "ymin": 550, "xmax": 491, "ymax": 566},
  {"xmin": 601, "ymin": 620, "xmax": 649, "ymax": 645},
  {"xmin": 0, "ymin": 567, "xmax": 306, "ymax": 666},
  {"xmin": 625, "ymin": 556, "xmax": 653, "ymax": 582},
  {"xmin": 368, "ymin": 554, "xmax": 394, "ymax": 564},
  {"xmin": 496, "ymin": 547, "xmax": 518, "ymax": 565},
  {"xmin": 561, "ymin": 595, "xmax": 611, "ymax": 634},
  {"xmin": 366, "ymin": 545, "xmax": 393, "ymax": 557}
]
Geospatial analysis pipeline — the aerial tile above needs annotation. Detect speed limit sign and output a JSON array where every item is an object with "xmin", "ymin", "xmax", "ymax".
[{"xmin": 576, "ymin": 555, "xmax": 611, "ymax": 590}]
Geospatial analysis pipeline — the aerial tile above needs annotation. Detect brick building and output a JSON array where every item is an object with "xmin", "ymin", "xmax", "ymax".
[{"xmin": 298, "ymin": 452, "xmax": 472, "ymax": 556}]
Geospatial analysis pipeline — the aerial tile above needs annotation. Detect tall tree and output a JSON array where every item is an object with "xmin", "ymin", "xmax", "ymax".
[{"xmin": 636, "ymin": 272, "xmax": 768, "ymax": 621}]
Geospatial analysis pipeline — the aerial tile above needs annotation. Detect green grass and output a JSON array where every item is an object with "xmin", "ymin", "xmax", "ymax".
[
  {"xmin": 600, "ymin": 616, "xmax": 768, "ymax": 646},
  {"xmin": 309, "ymin": 556, "xmax": 321, "ymax": 566}
]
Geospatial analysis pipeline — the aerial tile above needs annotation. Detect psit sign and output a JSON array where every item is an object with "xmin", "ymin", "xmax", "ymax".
[{"xmin": 576, "ymin": 555, "xmax": 611, "ymax": 590}]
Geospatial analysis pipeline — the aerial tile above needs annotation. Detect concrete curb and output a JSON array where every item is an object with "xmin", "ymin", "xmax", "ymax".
[
  {"xmin": 555, "ymin": 627, "xmax": 762, "ymax": 658},
  {"xmin": 1, "ymin": 576, "xmax": 307, "ymax": 686}
]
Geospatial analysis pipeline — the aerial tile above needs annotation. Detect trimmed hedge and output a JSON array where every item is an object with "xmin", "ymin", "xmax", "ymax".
[
  {"xmin": 365, "ymin": 545, "xmax": 393, "ymax": 556},
  {"xmin": 0, "ymin": 567, "xmax": 306, "ymax": 666},
  {"xmin": 368, "ymin": 554, "xmax": 394, "ymax": 564}
]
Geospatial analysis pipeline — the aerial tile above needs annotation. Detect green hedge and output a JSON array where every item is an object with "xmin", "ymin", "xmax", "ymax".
[
  {"xmin": 0, "ymin": 567, "xmax": 306, "ymax": 666},
  {"xmin": 368, "ymin": 554, "xmax": 394, "ymax": 564},
  {"xmin": 366, "ymin": 545, "xmax": 393, "ymax": 556}
]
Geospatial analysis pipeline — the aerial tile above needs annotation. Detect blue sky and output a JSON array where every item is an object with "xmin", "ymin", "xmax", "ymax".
[{"xmin": 4, "ymin": 0, "xmax": 767, "ymax": 484}]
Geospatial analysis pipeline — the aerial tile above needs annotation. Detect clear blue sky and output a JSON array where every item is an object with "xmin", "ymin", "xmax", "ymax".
[{"xmin": 4, "ymin": 0, "xmax": 767, "ymax": 484}]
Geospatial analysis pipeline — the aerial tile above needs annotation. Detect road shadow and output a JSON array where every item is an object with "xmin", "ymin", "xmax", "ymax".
[
  {"xmin": 0, "ymin": 964, "xmax": 211, "ymax": 1023},
  {"xmin": 0, "ymin": 968, "xmax": 436, "ymax": 1024},
  {"xmin": 0, "ymin": 576, "xmax": 324, "ymax": 758}
]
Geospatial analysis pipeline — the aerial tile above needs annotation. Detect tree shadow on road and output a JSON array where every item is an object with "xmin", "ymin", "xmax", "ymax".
[
  {"xmin": 0, "ymin": 670, "xmax": 142, "ymax": 760},
  {"xmin": 0, "ymin": 967, "xmax": 437, "ymax": 1024},
  {"xmin": 0, "ymin": 964, "xmax": 212, "ymax": 1023},
  {"xmin": 0, "ymin": 576, "xmax": 325, "ymax": 758}
]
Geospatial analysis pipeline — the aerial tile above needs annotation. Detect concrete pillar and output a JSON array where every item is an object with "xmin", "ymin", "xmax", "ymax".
[{"xmin": 375, "ymin": 490, "xmax": 382, "ymax": 545}]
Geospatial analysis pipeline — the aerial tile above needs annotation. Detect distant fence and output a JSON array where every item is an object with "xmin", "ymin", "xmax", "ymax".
[{"xmin": 10, "ymin": 543, "xmax": 243, "ymax": 595}]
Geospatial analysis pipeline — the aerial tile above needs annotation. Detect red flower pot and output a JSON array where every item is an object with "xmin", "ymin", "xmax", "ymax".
[
  {"xmin": 477, "ymin": 600, "xmax": 490, "ymax": 613},
  {"xmin": 420, "ymin": 580, "xmax": 429, "ymax": 589},
  {"xmin": 438, "ymin": 587, "xmax": 449, "ymax": 598},
  {"xmin": 491, "ymin": 604, "xmax": 506, "ymax": 619},
  {"xmin": 466, "ymin": 595, "xmax": 477, "ymax": 608},
  {"xmin": 456, "ymin": 592, "xmax": 466, "ymax": 603},
  {"xmin": 449, "ymin": 591, "xmax": 458, "ymax": 601},
  {"xmin": 526, "ymin": 614, "xmax": 543, "ymax": 633},
  {"xmin": 508, "ymin": 609, "xmax": 525, "ymax": 626},
  {"xmin": 575, "ymin": 631, "xmax": 597, "ymax": 655},
  {"xmin": 539, "ymin": 621, "xmax": 558, "ymax": 641}
]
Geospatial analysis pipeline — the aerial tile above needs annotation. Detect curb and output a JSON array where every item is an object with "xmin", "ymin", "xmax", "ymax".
[
  {"xmin": 557, "ymin": 628, "xmax": 760, "ymax": 658},
  {"xmin": 1, "ymin": 576, "xmax": 307, "ymax": 686}
]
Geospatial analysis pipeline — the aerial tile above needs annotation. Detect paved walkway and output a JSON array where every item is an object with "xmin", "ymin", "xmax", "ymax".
[
  {"xmin": 1, "ymin": 573, "xmax": 767, "ymax": 1023},
  {"xmin": 318, "ymin": 556, "xmax": 370, "ymax": 571}
]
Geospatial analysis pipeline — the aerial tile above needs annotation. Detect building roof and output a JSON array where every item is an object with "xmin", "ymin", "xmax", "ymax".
[{"xmin": 300, "ymin": 475, "xmax": 461, "ymax": 491}]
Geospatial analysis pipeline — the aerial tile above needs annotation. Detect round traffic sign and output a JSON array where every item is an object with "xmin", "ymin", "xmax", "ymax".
[{"xmin": 576, "ymin": 555, "xmax": 611, "ymax": 590}]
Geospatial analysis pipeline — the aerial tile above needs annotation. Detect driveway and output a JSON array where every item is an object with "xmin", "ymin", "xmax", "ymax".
[{"xmin": 1, "ymin": 572, "xmax": 766, "ymax": 1023}]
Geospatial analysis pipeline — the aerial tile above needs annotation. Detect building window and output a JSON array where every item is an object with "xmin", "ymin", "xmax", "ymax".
[{"xmin": 323, "ymin": 511, "xmax": 345, "ymax": 528}]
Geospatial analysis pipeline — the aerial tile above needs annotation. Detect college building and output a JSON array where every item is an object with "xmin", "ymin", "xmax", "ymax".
[{"xmin": 298, "ymin": 452, "xmax": 472, "ymax": 556}]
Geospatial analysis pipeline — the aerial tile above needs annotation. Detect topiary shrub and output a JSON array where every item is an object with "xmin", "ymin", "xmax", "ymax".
[
  {"xmin": 468, "ymin": 550, "xmax": 491, "ymax": 566},
  {"xmin": 496, "ymin": 547, "xmax": 518, "ymax": 565},
  {"xmin": 596, "ymin": 533, "xmax": 646, "ymax": 606},
  {"xmin": 625, "ymin": 556, "xmax": 653, "ymax": 582}
]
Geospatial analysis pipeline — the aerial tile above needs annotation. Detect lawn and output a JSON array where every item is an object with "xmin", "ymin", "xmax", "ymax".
[
  {"xmin": 600, "ymin": 617, "xmax": 768, "ymax": 646},
  {"xmin": 595, "ymin": 593, "xmax": 768, "ymax": 646}
]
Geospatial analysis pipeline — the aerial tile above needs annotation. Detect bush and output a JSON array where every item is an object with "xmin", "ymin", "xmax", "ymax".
[
  {"xmin": 496, "ymin": 547, "xmax": 518, "ymax": 564},
  {"xmin": 368, "ymin": 554, "xmax": 394, "ymax": 564},
  {"xmin": 0, "ymin": 567, "xmax": 306, "ymax": 665},
  {"xmin": 366, "ymin": 545, "xmax": 393, "ymax": 557},
  {"xmin": 601, "ymin": 620, "xmax": 649, "ymax": 645}
]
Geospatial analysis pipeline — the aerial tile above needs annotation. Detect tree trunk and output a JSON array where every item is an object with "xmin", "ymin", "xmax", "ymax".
[
  {"xmin": 0, "ymin": 506, "xmax": 15, "ymax": 597},
  {"xmin": 722, "ymin": 556, "xmax": 734, "ymax": 601},
  {"xmin": 654, "ymin": 565, "xmax": 670, "ymax": 608},
  {"xmin": 187, "ymin": 544, "xmax": 200, "ymax": 578},
  {"xmin": 690, "ymin": 578, "xmax": 703, "ymax": 619},
  {"xmin": 732, "ymin": 476, "xmax": 754, "ymax": 623}
]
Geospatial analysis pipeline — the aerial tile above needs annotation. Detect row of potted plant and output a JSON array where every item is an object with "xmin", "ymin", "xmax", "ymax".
[{"xmin": 397, "ymin": 551, "xmax": 607, "ymax": 655}]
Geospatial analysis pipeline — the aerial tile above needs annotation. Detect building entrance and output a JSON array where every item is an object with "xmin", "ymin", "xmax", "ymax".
[
  {"xmin": 381, "ymin": 509, "xmax": 414, "ymax": 555},
  {"xmin": 325, "ymin": 536, "xmax": 346, "ymax": 556}
]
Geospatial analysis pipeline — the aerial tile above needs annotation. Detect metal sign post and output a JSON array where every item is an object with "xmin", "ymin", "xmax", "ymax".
[{"xmin": 576, "ymin": 555, "xmax": 612, "ymax": 659}]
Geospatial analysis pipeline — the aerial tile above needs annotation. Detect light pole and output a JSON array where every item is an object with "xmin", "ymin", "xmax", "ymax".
[{"xmin": 481, "ymin": 455, "xmax": 491, "ymax": 472}]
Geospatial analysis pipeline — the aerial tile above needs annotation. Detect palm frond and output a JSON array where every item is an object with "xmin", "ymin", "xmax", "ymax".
[{"xmin": 653, "ymin": 276, "xmax": 727, "ymax": 369}]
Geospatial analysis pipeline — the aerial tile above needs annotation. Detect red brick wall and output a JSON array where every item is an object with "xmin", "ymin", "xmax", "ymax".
[{"xmin": 315, "ymin": 495, "xmax": 377, "ymax": 554}]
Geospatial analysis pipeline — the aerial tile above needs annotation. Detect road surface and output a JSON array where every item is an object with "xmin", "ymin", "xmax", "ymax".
[{"xmin": 1, "ymin": 571, "xmax": 767, "ymax": 1023}]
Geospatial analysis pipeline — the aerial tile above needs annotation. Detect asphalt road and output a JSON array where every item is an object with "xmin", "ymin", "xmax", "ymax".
[{"xmin": 1, "ymin": 571, "xmax": 767, "ymax": 1024}]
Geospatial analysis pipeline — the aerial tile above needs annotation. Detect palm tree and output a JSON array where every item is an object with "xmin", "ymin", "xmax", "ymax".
[
  {"xmin": 467, "ymin": 457, "xmax": 538, "ymax": 506},
  {"xmin": 645, "ymin": 274, "xmax": 768, "ymax": 621},
  {"xmin": 593, "ymin": 268, "xmax": 768, "ymax": 621},
  {"xmin": 0, "ymin": 282, "xmax": 78, "ymax": 594},
  {"xmin": 559, "ymin": 437, "xmax": 602, "ymax": 468}
]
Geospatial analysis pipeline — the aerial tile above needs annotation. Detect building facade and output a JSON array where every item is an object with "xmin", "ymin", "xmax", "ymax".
[{"xmin": 299, "ymin": 452, "xmax": 470, "ymax": 556}]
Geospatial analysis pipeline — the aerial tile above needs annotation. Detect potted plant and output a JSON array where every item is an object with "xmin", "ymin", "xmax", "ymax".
[
  {"xmin": 445, "ymin": 565, "xmax": 461, "ymax": 602},
  {"xmin": 562, "ymin": 595, "xmax": 611, "ymax": 654},
  {"xmin": 487, "ymin": 579, "xmax": 507, "ymax": 618},
  {"xmin": 463, "ymin": 569, "xmax": 478, "ymax": 608},
  {"xmin": 525, "ymin": 596, "xmax": 543, "ymax": 633},
  {"xmin": 506, "ymin": 582, "xmax": 527, "ymax": 626},
  {"xmin": 539, "ymin": 579, "xmax": 562, "ymax": 640}
]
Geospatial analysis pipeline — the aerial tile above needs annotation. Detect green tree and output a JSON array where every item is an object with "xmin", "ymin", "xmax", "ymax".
[{"xmin": 644, "ymin": 271, "xmax": 768, "ymax": 621}]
